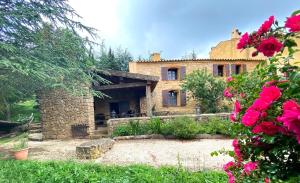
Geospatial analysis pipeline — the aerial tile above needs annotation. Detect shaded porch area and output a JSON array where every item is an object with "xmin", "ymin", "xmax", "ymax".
[{"xmin": 93, "ymin": 70, "xmax": 159, "ymax": 127}]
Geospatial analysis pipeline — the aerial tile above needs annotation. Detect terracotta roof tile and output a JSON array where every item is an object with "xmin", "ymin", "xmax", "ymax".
[{"xmin": 132, "ymin": 58, "xmax": 265, "ymax": 63}]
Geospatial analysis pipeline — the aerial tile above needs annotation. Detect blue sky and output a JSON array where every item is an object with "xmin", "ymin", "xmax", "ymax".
[{"xmin": 69, "ymin": 0, "xmax": 299, "ymax": 59}]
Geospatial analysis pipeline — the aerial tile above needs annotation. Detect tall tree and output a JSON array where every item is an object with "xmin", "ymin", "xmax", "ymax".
[
  {"xmin": 97, "ymin": 44, "xmax": 132, "ymax": 71},
  {"xmin": 0, "ymin": 0, "xmax": 105, "ymax": 120}
]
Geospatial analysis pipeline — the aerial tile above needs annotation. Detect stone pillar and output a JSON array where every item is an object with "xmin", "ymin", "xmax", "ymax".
[
  {"xmin": 146, "ymin": 82, "xmax": 152, "ymax": 116},
  {"xmin": 38, "ymin": 89, "xmax": 95, "ymax": 139}
]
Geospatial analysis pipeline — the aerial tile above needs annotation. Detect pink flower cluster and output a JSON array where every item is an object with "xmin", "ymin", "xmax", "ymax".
[
  {"xmin": 277, "ymin": 100, "xmax": 300, "ymax": 143},
  {"xmin": 230, "ymin": 100, "xmax": 241, "ymax": 122},
  {"xmin": 237, "ymin": 16, "xmax": 284, "ymax": 57},
  {"xmin": 243, "ymin": 162, "xmax": 258, "ymax": 175},
  {"xmin": 223, "ymin": 161, "xmax": 236, "ymax": 183},
  {"xmin": 232, "ymin": 139, "xmax": 243, "ymax": 161},
  {"xmin": 257, "ymin": 37, "xmax": 283, "ymax": 57},
  {"xmin": 242, "ymin": 86, "xmax": 281, "ymax": 128},
  {"xmin": 257, "ymin": 16, "xmax": 274, "ymax": 35},
  {"xmin": 224, "ymin": 88, "xmax": 233, "ymax": 98},
  {"xmin": 285, "ymin": 15, "xmax": 300, "ymax": 32}
]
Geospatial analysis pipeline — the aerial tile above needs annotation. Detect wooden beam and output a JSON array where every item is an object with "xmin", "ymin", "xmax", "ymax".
[
  {"xmin": 146, "ymin": 84, "xmax": 152, "ymax": 116},
  {"xmin": 94, "ymin": 82, "xmax": 147, "ymax": 90}
]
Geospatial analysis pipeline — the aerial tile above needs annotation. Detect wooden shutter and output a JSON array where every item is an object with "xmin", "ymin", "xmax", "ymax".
[
  {"xmin": 225, "ymin": 64, "xmax": 230, "ymax": 77},
  {"xmin": 242, "ymin": 64, "xmax": 247, "ymax": 73},
  {"xmin": 213, "ymin": 64, "xmax": 218, "ymax": 76},
  {"xmin": 231, "ymin": 64, "xmax": 236, "ymax": 75},
  {"xmin": 180, "ymin": 90, "xmax": 187, "ymax": 106},
  {"xmin": 161, "ymin": 67, "xmax": 168, "ymax": 80},
  {"xmin": 180, "ymin": 66, "xmax": 186, "ymax": 80},
  {"xmin": 162, "ymin": 90, "xmax": 169, "ymax": 107}
]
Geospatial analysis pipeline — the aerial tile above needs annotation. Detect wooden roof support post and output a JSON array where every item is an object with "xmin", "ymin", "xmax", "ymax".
[{"xmin": 146, "ymin": 82, "xmax": 153, "ymax": 117}]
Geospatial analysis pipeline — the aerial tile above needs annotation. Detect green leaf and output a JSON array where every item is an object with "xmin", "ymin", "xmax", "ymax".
[{"xmin": 292, "ymin": 10, "xmax": 300, "ymax": 16}]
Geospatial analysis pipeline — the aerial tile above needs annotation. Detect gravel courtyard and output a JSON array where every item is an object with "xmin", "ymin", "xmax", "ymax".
[{"xmin": 29, "ymin": 139, "xmax": 233, "ymax": 171}]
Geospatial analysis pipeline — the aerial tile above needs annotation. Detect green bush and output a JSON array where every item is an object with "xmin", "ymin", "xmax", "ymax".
[
  {"xmin": 112, "ymin": 124, "xmax": 132, "ymax": 136},
  {"xmin": 112, "ymin": 116, "xmax": 236, "ymax": 139},
  {"xmin": 147, "ymin": 117, "xmax": 162, "ymax": 134},
  {"xmin": 198, "ymin": 118, "xmax": 240, "ymax": 137},
  {"xmin": 171, "ymin": 117, "xmax": 199, "ymax": 139},
  {"xmin": 0, "ymin": 160, "xmax": 227, "ymax": 183}
]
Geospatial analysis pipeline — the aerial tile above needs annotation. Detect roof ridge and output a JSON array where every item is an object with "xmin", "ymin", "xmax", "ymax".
[{"xmin": 132, "ymin": 58, "xmax": 266, "ymax": 63}]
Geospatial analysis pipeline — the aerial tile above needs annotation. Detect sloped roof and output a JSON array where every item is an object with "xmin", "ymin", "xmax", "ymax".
[
  {"xmin": 132, "ymin": 58, "xmax": 265, "ymax": 63},
  {"xmin": 98, "ymin": 70, "xmax": 159, "ymax": 82}
]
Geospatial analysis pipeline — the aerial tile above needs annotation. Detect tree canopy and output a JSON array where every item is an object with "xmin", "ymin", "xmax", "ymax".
[{"xmin": 0, "ymin": 0, "xmax": 105, "ymax": 120}]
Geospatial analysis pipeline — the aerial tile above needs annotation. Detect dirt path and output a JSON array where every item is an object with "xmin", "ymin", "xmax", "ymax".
[
  {"xmin": 96, "ymin": 139, "xmax": 232, "ymax": 171},
  {"xmin": 28, "ymin": 139, "xmax": 233, "ymax": 170}
]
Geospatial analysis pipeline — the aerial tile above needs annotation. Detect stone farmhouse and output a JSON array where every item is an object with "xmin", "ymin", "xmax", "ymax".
[{"xmin": 39, "ymin": 29, "xmax": 266, "ymax": 139}]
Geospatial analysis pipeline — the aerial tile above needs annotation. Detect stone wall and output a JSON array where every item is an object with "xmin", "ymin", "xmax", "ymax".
[
  {"xmin": 107, "ymin": 113, "xmax": 230, "ymax": 136},
  {"xmin": 38, "ymin": 89, "xmax": 95, "ymax": 139}
]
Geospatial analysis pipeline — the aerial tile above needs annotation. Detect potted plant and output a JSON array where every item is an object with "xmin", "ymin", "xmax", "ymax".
[{"xmin": 12, "ymin": 139, "xmax": 28, "ymax": 160}]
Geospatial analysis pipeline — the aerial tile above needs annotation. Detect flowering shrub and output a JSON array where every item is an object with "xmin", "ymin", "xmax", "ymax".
[{"xmin": 221, "ymin": 10, "xmax": 300, "ymax": 183}]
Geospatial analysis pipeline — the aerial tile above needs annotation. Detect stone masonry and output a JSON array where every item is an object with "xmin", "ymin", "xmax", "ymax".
[{"xmin": 38, "ymin": 89, "xmax": 95, "ymax": 139}]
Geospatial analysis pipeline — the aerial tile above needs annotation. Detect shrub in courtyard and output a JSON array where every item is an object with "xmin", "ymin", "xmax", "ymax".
[
  {"xmin": 147, "ymin": 117, "xmax": 162, "ymax": 134},
  {"xmin": 198, "ymin": 118, "xmax": 240, "ymax": 137},
  {"xmin": 171, "ymin": 117, "xmax": 199, "ymax": 139},
  {"xmin": 182, "ymin": 69, "xmax": 226, "ymax": 113},
  {"xmin": 220, "ymin": 11, "xmax": 300, "ymax": 182}
]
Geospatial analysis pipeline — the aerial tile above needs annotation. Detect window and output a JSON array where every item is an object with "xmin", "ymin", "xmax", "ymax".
[
  {"xmin": 217, "ymin": 65, "xmax": 224, "ymax": 77},
  {"xmin": 235, "ymin": 65, "xmax": 241, "ymax": 74},
  {"xmin": 168, "ymin": 91, "xmax": 178, "ymax": 106},
  {"xmin": 167, "ymin": 68, "xmax": 178, "ymax": 80}
]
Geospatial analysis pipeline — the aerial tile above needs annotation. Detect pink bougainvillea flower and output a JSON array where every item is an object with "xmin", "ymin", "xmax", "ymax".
[
  {"xmin": 223, "ymin": 161, "xmax": 235, "ymax": 172},
  {"xmin": 224, "ymin": 88, "xmax": 234, "ymax": 98},
  {"xmin": 234, "ymin": 100, "xmax": 241, "ymax": 113},
  {"xmin": 259, "ymin": 86, "xmax": 282, "ymax": 102},
  {"xmin": 251, "ymin": 98, "xmax": 272, "ymax": 111},
  {"xmin": 261, "ymin": 111, "xmax": 268, "ymax": 118},
  {"xmin": 252, "ymin": 121, "xmax": 279, "ymax": 136},
  {"xmin": 243, "ymin": 162, "xmax": 258, "ymax": 175},
  {"xmin": 232, "ymin": 139, "xmax": 243, "ymax": 161},
  {"xmin": 226, "ymin": 171, "xmax": 235, "ymax": 183},
  {"xmin": 285, "ymin": 15, "xmax": 300, "ymax": 32},
  {"xmin": 230, "ymin": 112, "xmax": 237, "ymax": 122},
  {"xmin": 277, "ymin": 100, "xmax": 300, "ymax": 143},
  {"xmin": 257, "ymin": 16, "xmax": 275, "ymax": 35},
  {"xmin": 242, "ymin": 108, "xmax": 260, "ymax": 127},
  {"xmin": 226, "ymin": 76, "xmax": 233, "ymax": 83},
  {"xmin": 237, "ymin": 32, "xmax": 249, "ymax": 49},
  {"xmin": 257, "ymin": 37, "xmax": 283, "ymax": 57},
  {"xmin": 265, "ymin": 177, "xmax": 271, "ymax": 183}
]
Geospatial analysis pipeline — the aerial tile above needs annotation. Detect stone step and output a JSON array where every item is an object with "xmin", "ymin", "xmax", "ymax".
[
  {"xmin": 90, "ymin": 134, "xmax": 109, "ymax": 139},
  {"xmin": 29, "ymin": 129, "xmax": 42, "ymax": 133},
  {"xmin": 94, "ymin": 127, "xmax": 108, "ymax": 134},
  {"xmin": 30, "ymin": 124, "xmax": 41, "ymax": 130},
  {"xmin": 28, "ymin": 133, "xmax": 43, "ymax": 141}
]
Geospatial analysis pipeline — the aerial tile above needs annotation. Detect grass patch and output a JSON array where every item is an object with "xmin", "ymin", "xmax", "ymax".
[{"xmin": 0, "ymin": 160, "xmax": 227, "ymax": 183}]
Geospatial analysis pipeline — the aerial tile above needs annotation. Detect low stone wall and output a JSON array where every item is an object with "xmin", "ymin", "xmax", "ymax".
[{"xmin": 107, "ymin": 113, "xmax": 230, "ymax": 136}]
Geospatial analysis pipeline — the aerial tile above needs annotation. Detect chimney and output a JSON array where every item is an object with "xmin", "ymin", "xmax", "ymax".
[
  {"xmin": 150, "ymin": 52, "xmax": 161, "ymax": 61},
  {"xmin": 231, "ymin": 28, "xmax": 241, "ymax": 39}
]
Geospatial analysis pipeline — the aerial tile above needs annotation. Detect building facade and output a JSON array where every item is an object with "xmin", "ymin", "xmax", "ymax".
[{"xmin": 129, "ymin": 30, "xmax": 265, "ymax": 114}]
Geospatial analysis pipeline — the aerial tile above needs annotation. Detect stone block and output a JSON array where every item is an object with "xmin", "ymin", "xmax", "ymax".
[{"xmin": 76, "ymin": 138, "xmax": 114, "ymax": 159}]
